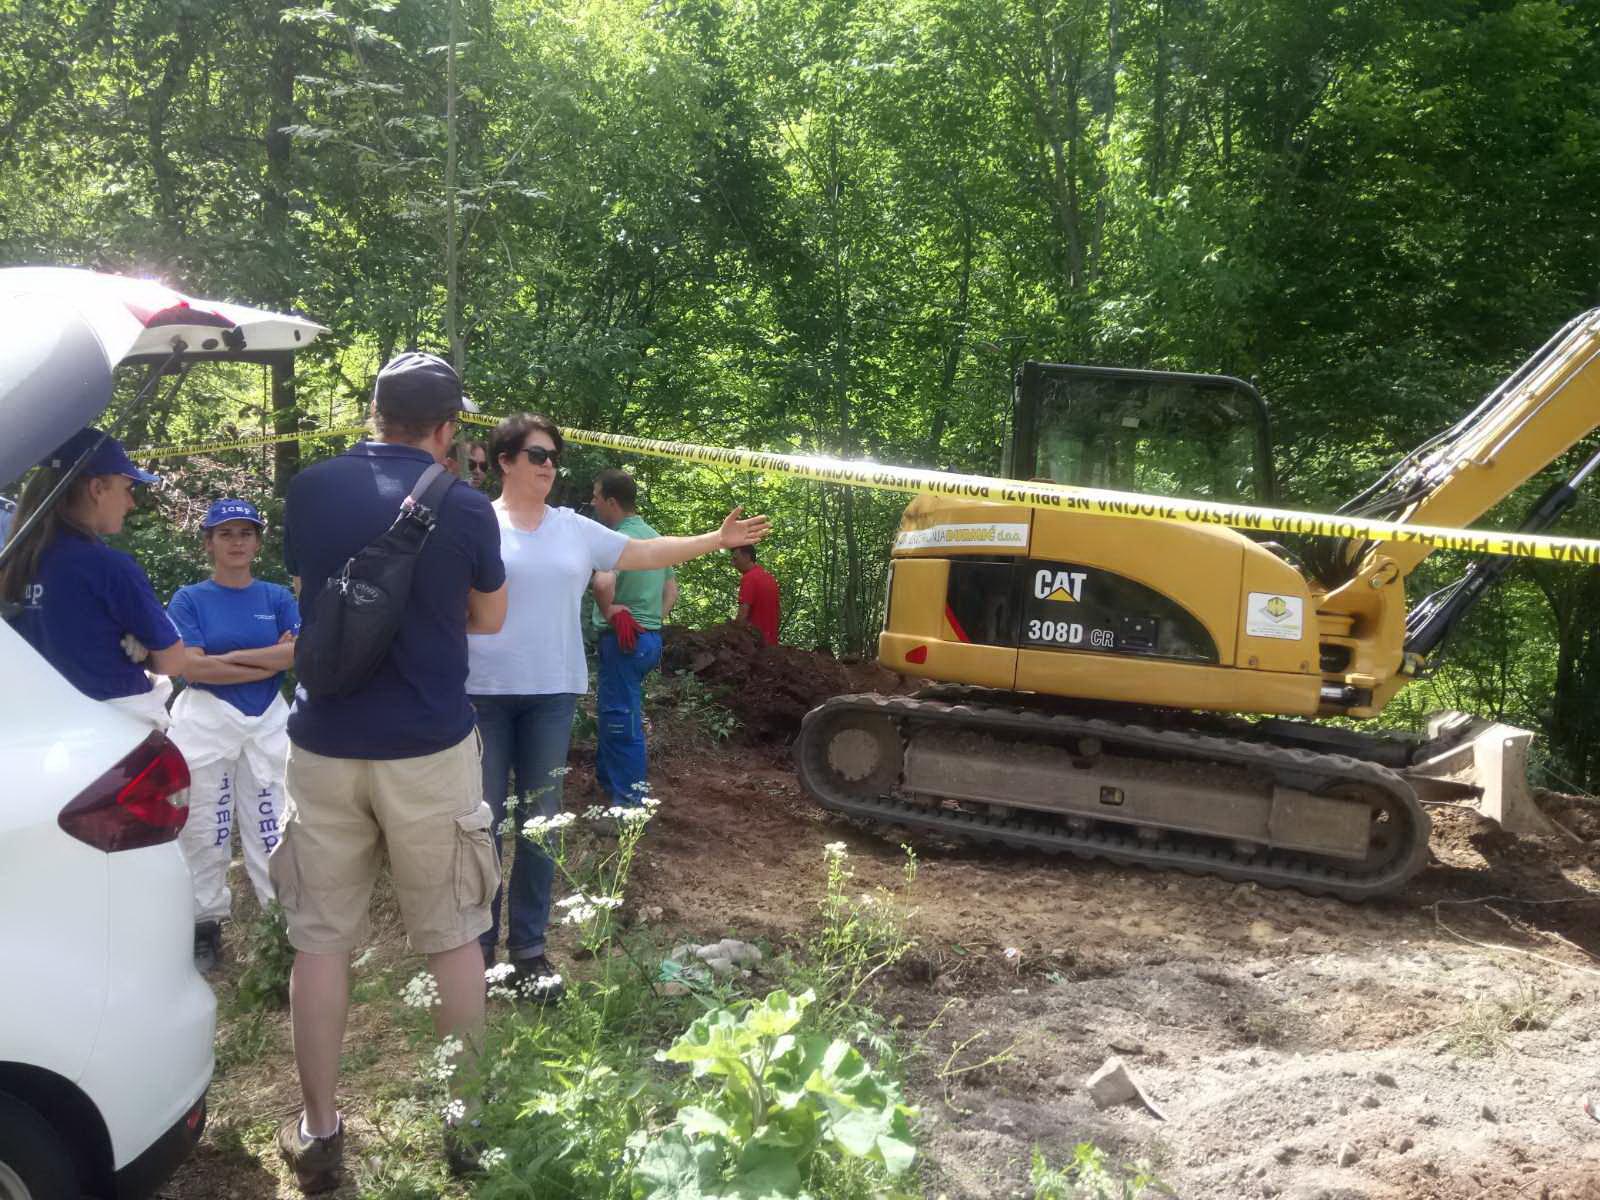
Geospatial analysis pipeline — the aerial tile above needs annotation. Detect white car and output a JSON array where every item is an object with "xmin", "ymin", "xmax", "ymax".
[{"xmin": 0, "ymin": 269, "xmax": 325, "ymax": 1199}]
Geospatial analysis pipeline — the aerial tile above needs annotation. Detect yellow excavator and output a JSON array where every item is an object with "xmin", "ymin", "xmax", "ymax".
[{"xmin": 796, "ymin": 312, "xmax": 1600, "ymax": 898}]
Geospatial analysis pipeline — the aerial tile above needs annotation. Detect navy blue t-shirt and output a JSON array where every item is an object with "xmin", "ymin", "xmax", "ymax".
[
  {"xmin": 168, "ymin": 579, "xmax": 300, "ymax": 717},
  {"xmin": 9, "ymin": 529, "xmax": 181, "ymax": 700},
  {"xmin": 283, "ymin": 441, "xmax": 505, "ymax": 759}
]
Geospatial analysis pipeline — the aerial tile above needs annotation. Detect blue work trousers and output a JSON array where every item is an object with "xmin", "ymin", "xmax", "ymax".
[
  {"xmin": 596, "ymin": 629, "xmax": 662, "ymax": 807},
  {"xmin": 469, "ymin": 692, "xmax": 580, "ymax": 960}
]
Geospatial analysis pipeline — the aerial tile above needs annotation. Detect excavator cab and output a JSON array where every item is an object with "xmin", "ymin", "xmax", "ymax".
[{"xmin": 1005, "ymin": 363, "xmax": 1276, "ymax": 504}]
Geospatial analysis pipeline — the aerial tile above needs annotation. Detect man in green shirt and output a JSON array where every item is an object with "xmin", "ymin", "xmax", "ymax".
[{"xmin": 590, "ymin": 469, "xmax": 677, "ymax": 806}]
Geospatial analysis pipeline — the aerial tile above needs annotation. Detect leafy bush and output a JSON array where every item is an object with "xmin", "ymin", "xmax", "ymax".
[
  {"xmin": 636, "ymin": 988, "xmax": 917, "ymax": 1199},
  {"xmin": 456, "ymin": 806, "xmax": 923, "ymax": 1197},
  {"xmin": 234, "ymin": 902, "xmax": 295, "ymax": 1011}
]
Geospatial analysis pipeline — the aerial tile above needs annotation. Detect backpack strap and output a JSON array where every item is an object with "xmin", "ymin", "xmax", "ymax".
[{"xmin": 400, "ymin": 462, "xmax": 453, "ymax": 529}]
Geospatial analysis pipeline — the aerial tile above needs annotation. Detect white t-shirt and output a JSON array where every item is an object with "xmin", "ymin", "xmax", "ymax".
[{"xmin": 466, "ymin": 504, "xmax": 629, "ymax": 696}]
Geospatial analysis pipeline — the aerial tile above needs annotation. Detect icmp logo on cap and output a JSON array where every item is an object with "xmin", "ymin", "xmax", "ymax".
[{"xmin": 202, "ymin": 498, "xmax": 266, "ymax": 529}]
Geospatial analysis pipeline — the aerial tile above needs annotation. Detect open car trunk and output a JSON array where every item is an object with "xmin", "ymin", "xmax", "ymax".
[{"xmin": 0, "ymin": 268, "xmax": 328, "ymax": 489}]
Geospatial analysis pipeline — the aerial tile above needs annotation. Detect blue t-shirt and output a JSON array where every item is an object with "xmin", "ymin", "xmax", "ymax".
[
  {"xmin": 167, "ymin": 579, "xmax": 300, "ymax": 717},
  {"xmin": 283, "ymin": 441, "xmax": 505, "ymax": 760},
  {"xmin": 8, "ymin": 529, "xmax": 181, "ymax": 701}
]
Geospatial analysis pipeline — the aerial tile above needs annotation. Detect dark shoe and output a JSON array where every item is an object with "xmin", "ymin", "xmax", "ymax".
[
  {"xmin": 481, "ymin": 941, "xmax": 497, "ymax": 971},
  {"xmin": 512, "ymin": 954, "xmax": 567, "ymax": 1003},
  {"xmin": 276, "ymin": 1114, "xmax": 343, "ymax": 1194},
  {"xmin": 443, "ymin": 1121, "xmax": 484, "ymax": 1179},
  {"xmin": 193, "ymin": 921, "xmax": 223, "ymax": 974}
]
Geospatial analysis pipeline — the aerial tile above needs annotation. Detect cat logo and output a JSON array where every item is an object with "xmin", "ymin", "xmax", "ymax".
[{"xmin": 1034, "ymin": 568, "xmax": 1087, "ymax": 603}]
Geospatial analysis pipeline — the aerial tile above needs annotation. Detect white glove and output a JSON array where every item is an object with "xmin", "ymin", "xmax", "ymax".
[{"xmin": 121, "ymin": 633, "xmax": 150, "ymax": 664}]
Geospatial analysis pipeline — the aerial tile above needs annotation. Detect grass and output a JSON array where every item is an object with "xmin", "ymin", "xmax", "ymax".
[{"xmin": 1444, "ymin": 980, "xmax": 1556, "ymax": 1057}]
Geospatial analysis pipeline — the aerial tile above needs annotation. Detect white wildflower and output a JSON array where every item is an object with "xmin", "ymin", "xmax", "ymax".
[
  {"xmin": 823, "ymin": 841, "xmax": 847, "ymax": 858},
  {"xmin": 480, "ymin": 1147, "xmax": 508, "ymax": 1170},
  {"xmin": 442, "ymin": 1097, "xmax": 467, "ymax": 1123},
  {"xmin": 618, "ymin": 806, "xmax": 651, "ymax": 824},
  {"xmin": 431, "ymin": 1036, "xmax": 465, "ymax": 1082},
  {"xmin": 549, "ymin": 766, "xmax": 573, "ymax": 778},
  {"xmin": 484, "ymin": 962, "xmax": 516, "ymax": 983},
  {"xmin": 522, "ymin": 812, "xmax": 575, "ymax": 838},
  {"xmin": 402, "ymin": 971, "xmax": 441, "ymax": 1010},
  {"xmin": 531, "ymin": 973, "xmax": 563, "ymax": 992},
  {"xmin": 592, "ymin": 896, "xmax": 623, "ymax": 910}
]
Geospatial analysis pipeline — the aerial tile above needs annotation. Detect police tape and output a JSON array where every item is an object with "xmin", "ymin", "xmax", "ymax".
[
  {"xmin": 550, "ymin": 427, "xmax": 1600, "ymax": 566},
  {"xmin": 139, "ymin": 415, "xmax": 1600, "ymax": 565},
  {"xmin": 141, "ymin": 424, "xmax": 369, "ymax": 458}
]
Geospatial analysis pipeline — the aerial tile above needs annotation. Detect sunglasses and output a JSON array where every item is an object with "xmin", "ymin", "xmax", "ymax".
[{"xmin": 518, "ymin": 446, "xmax": 561, "ymax": 466}]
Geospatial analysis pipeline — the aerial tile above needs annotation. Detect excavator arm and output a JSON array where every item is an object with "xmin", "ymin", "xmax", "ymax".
[{"xmin": 1316, "ymin": 310, "xmax": 1600, "ymax": 713}]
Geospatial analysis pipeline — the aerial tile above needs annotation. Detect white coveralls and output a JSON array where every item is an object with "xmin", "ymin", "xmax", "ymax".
[
  {"xmin": 168, "ymin": 686, "xmax": 288, "ymax": 923},
  {"xmin": 106, "ymin": 674, "xmax": 174, "ymax": 731}
]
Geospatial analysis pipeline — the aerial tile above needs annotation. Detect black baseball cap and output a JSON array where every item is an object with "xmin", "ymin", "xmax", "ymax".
[{"xmin": 372, "ymin": 352, "xmax": 481, "ymax": 424}]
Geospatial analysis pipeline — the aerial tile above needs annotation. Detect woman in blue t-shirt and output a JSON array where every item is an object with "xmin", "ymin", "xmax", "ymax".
[
  {"xmin": 0, "ymin": 427, "xmax": 188, "ymax": 728},
  {"xmin": 166, "ymin": 498, "xmax": 299, "ymax": 972}
]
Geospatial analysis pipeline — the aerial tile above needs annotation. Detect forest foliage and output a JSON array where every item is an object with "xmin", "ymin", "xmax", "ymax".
[{"xmin": 4, "ymin": 0, "xmax": 1600, "ymax": 784}]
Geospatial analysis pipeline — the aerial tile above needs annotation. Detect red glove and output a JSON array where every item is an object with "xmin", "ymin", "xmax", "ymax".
[{"xmin": 607, "ymin": 606, "xmax": 643, "ymax": 653}]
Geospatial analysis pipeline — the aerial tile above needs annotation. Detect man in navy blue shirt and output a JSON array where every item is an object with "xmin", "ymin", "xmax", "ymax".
[{"xmin": 271, "ymin": 352, "xmax": 507, "ymax": 1190}]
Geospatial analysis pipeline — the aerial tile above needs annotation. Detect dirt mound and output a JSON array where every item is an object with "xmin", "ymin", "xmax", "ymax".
[{"xmin": 660, "ymin": 622, "xmax": 908, "ymax": 743}]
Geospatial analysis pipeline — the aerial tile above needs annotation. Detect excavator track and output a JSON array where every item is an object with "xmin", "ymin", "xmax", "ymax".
[{"xmin": 796, "ymin": 693, "xmax": 1432, "ymax": 901}]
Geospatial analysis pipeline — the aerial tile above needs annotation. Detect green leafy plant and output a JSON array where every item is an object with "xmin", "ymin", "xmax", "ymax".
[
  {"xmin": 635, "ymin": 988, "xmax": 917, "ymax": 1199},
  {"xmin": 1031, "ymin": 1144, "xmax": 1164, "ymax": 1200},
  {"xmin": 649, "ymin": 670, "xmax": 741, "ymax": 745},
  {"xmin": 235, "ymin": 902, "xmax": 295, "ymax": 1012}
]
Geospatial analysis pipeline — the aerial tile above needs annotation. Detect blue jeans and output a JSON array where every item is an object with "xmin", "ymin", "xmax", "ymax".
[
  {"xmin": 596, "ymin": 630, "xmax": 662, "ymax": 807},
  {"xmin": 469, "ymin": 693, "xmax": 579, "ymax": 960}
]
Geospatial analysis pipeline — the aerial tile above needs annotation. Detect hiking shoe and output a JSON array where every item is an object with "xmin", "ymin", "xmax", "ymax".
[
  {"xmin": 512, "ymin": 954, "xmax": 566, "ymax": 1003},
  {"xmin": 193, "ymin": 921, "xmax": 223, "ymax": 974},
  {"xmin": 443, "ymin": 1122, "xmax": 485, "ymax": 1179},
  {"xmin": 276, "ymin": 1114, "xmax": 344, "ymax": 1194}
]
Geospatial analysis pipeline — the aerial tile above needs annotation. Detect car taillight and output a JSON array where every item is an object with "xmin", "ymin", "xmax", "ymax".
[{"xmin": 58, "ymin": 732, "xmax": 191, "ymax": 852}]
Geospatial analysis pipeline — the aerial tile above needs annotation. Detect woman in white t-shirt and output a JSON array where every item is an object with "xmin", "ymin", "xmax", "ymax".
[{"xmin": 467, "ymin": 413, "xmax": 769, "ymax": 1000}]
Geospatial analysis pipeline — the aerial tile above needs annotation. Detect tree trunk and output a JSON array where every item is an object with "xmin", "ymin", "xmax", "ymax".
[
  {"xmin": 265, "ymin": 5, "xmax": 300, "ymax": 495},
  {"xmin": 445, "ymin": 0, "xmax": 463, "ymax": 371}
]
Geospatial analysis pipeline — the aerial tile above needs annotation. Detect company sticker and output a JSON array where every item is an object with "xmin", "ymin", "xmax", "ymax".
[
  {"xmin": 1245, "ymin": 592, "xmax": 1304, "ymax": 640},
  {"xmin": 894, "ymin": 522, "xmax": 1030, "ymax": 551}
]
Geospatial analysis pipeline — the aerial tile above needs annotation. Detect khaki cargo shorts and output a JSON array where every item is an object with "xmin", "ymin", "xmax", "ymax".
[{"xmin": 267, "ymin": 730, "xmax": 500, "ymax": 955}]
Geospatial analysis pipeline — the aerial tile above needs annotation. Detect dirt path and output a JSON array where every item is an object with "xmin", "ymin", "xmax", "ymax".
[{"xmin": 172, "ymin": 741, "xmax": 1600, "ymax": 1199}]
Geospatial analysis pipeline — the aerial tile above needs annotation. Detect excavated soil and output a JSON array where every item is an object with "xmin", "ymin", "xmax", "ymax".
[{"xmin": 659, "ymin": 622, "xmax": 910, "ymax": 741}]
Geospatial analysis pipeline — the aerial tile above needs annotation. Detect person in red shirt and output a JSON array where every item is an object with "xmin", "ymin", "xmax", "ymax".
[{"xmin": 732, "ymin": 545, "xmax": 780, "ymax": 645}]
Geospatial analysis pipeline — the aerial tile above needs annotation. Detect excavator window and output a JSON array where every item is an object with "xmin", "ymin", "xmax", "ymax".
[{"xmin": 1007, "ymin": 363, "xmax": 1275, "ymax": 504}]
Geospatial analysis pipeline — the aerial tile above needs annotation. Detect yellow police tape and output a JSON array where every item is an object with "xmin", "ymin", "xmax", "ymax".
[
  {"xmin": 143, "ymin": 415, "xmax": 1600, "ymax": 565},
  {"xmin": 142, "ymin": 424, "xmax": 369, "ymax": 458}
]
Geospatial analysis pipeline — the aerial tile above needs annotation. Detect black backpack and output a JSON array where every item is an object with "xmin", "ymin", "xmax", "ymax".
[{"xmin": 294, "ymin": 462, "xmax": 456, "ymax": 698}]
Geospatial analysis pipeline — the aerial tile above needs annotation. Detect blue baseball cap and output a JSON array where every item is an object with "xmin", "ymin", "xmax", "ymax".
[
  {"xmin": 46, "ymin": 427, "xmax": 161, "ymax": 485},
  {"xmin": 201, "ymin": 498, "xmax": 266, "ymax": 530}
]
